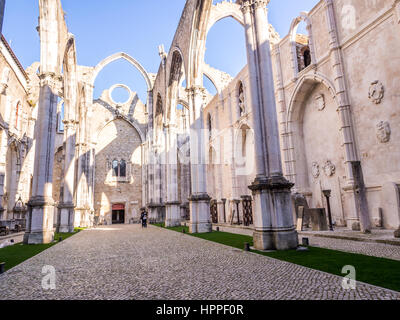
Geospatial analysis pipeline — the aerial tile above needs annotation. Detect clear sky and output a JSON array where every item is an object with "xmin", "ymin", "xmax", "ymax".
[{"xmin": 2, "ymin": 0, "xmax": 319, "ymax": 101}]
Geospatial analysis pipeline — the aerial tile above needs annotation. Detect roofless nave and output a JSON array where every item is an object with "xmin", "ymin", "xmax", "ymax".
[{"xmin": 0, "ymin": 0, "xmax": 399, "ymax": 251}]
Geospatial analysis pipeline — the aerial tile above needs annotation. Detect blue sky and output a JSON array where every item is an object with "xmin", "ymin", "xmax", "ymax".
[{"xmin": 2, "ymin": 0, "xmax": 318, "ymax": 101}]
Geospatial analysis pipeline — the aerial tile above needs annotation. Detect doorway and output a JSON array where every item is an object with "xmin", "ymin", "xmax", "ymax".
[{"xmin": 112, "ymin": 204, "xmax": 125, "ymax": 224}]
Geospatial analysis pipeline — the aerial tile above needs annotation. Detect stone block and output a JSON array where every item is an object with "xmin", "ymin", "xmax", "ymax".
[
  {"xmin": 352, "ymin": 222, "xmax": 361, "ymax": 231},
  {"xmin": 307, "ymin": 208, "xmax": 328, "ymax": 231}
]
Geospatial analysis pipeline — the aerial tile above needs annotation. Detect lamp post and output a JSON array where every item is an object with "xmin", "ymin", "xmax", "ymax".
[{"xmin": 323, "ymin": 190, "xmax": 334, "ymax": 231}]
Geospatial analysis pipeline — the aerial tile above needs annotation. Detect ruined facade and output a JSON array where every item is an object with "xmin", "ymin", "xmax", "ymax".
[{"xmin": 1, "ymin": 0, "xmax": 399, "ymax": 249}]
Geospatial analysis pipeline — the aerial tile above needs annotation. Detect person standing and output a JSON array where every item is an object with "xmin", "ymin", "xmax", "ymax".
[{"xmin": 140, "ymin": 209, "xmax": 148, "ymax": 228}]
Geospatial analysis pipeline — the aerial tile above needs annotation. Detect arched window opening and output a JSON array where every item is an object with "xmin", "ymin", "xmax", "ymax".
[
  {"xmin": 291, "ymin": 18, "xmax": 313, "ymax": 73},
  {"xmin": 155, "ymin": 94, "xmax": 163, "ymax": 129},
  {"xmin": 112, "ymin": 160, "xmax": 119, "ymax": 177},
  {"xmin": 57, "ymin": 101, "xmax": 65, "ymax": 133},
  {"xmin": 207, "ymin": 113, "xmax": 212, "ymax": 140},
  {"xmin": 119, "ymin": 160, "xmax": 126, "ymax": 177},
  {"xmin": 176, "ymin": 104, "xmax": 189, "ymax": 132},
  {"xmin": 241, "ymin": 128, "xmax": 247, "ymax": 158},
  {"xmin": 296, "ymin": 34, "xmax": 310, "ymax": 72},
  {"xmin": 238, "ymin": 82, "xmax": 245, "ymax": 117},
  {"xmin": 205, "ymin": 17, "xmax": 246, "ymax": 78}
]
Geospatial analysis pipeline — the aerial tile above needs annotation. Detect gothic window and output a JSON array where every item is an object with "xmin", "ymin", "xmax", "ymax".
[
  {"xmin": 120, "ymin": 160, "xmax": 126, "ymax": 177},
  {"xmin": 241, "ymin": 128, "xmax": 247, "ymax": 158},
  {"xmin": 207, "ymin": 113, "xmax": 212, "ymax": 140},
  {"xmin": 155, "ymin": 94, "xmax": 163, "ymax": 141},
  {"xmin": 112, "ymin": 160, "xmax": 119, "ymax": 177},
  {"xmin": 238, "ymin": 82, "xmax": 245, "ymax": 117},
  {"xmin": 290, "ymin": 16, "xmax": 314, "ymax": 76},
  {"xmin": 57, "ymin": 102, "xmax": 65, "ymax": 133},
  {"xmin": 111, "ymin": 159, "xmax": 127, "ymax": 178}
]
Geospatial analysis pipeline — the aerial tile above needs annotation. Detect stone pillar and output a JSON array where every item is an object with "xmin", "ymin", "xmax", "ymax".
[
  {"xmin": 24, "ymin": 73, "xmax": 60, "ymax": 244},
  {"xmin": 188, "ymin": 87, "xmax": 211, "ymax": 233},
  {"xmin": 57, "ymin": 120, "xmax": 76, "ymax": 233},
  {"xmin": 148, "ymin": 143, "xmax": 165, "ymax": 223},
  {"xmin": 325, "ymin": 0, "xmax": 370, "ymax": 232},
  {"xmin": 165, "ymin": 124, "xmax": 181, "ymax": 227},
  {"xmin": 241, "ymin": 0, "xmax": 297, "ymax": 250}
]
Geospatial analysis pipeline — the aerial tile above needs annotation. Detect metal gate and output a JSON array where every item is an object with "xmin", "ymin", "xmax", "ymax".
[{"xmin": 242, "ymin": 196, "xmax": 253, "ymax": 226}]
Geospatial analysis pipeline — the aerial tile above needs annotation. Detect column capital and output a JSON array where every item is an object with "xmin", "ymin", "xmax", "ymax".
[
  {"xmin": 38, "ymin": 72, "xmax": 64, "ymax": 95},
  {"xmin": 186, "ymin": 85, "xmax": 206, "ymax": 97},
  {"xmin": 239, "ymin": 0, "xmax": 270, "ymax": 13}
]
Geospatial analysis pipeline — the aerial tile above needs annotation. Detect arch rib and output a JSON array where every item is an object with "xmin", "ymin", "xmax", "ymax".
[{"xmin": 91, "ymin": 52, "xmax": 152, "ymax": 91}]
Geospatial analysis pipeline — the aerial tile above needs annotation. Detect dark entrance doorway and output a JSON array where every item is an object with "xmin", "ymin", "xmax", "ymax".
[{"xmin": 112, "ymin": 204, "xmax": 125, "ymax": 224}]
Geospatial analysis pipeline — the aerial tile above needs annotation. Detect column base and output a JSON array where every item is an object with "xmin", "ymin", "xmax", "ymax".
[
  {"xmin": 23, "ymin": 197, "xmax": 55, "ymax": 245},
  {"xmin": 147, "ymin": 203, "xmax": 165, "ymax": 223},
  {"xmin": 249, "ymin": 175, "xmax": 298, "ymax": 251},
  {"xmin": 23, "ymin": 230, "xmax": 55, "ymax": 245},
  {"xmin": 57, "ymin": 203, "xmax": 75, "ymax": 233},
  {"xmin": 189, "ymin": 194, "xmax": 212, "ymax": 234},
  {"xmin": 165, "ymin": 201, "xmax": 181, "ymax": 227},
  {"xmin": 253, "ymin": 229, "xmax": 298, "ymax": 251}
]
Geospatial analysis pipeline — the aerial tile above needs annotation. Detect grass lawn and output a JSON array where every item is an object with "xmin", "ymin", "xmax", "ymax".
[
  {"xmin": 0, "ymin": 228, "xmax": 83, "ymax": 271},
  {"xmin": 153, "ymin": 223, "xmax": 400, "ymax": 292}
]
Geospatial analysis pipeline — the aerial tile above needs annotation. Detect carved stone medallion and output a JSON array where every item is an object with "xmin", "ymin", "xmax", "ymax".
[
  {"xmin": 315, "ymin": 94, "xmax": 325, "ymax": 111},
  {"xmin": 376, "ymin": 121, "xmax": 391, "ymax": 143},
  {"xmin": 323, "ymin": 160, "xmax": 336, "ymax": 177},
  {"xmin": 311, "ymin": 162, "xmax": 320, "ymax": 178},
  {"xmin": 368, "ymin": 80, "xmax": 384, "ymax": 104}
]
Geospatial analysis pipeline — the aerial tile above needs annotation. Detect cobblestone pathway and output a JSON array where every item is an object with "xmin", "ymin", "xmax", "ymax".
[{"xmin": 0, "ymin": 225, "xmax": 399, "ymax": 300}]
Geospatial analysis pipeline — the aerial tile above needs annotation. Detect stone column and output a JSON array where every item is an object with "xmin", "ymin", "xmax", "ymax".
[
  {"xmin": 188, "ymin": 87, "xmax": 211, "ymax": 233},
  {"xmin": 325, "ymin": 0, "xmax": 370, "ymax": 232},
  {"xmin": 241, "ymin": 0, "xmax": 297, "ymax": 250},
  {"xmin": 74, "ymin": 82, "xmax": 92, "ymax": 228},
  {"xmin": 57, "ymin": 120, "xmax": 76, "ymax": 233},
  {"xmin": 148, "ymin": 143, "xmax": 164, "ymax": 223},
  {"xmin": 165, "ymin": 123, "xmax": 181, "ymax": 227},
  {"xmin": 24, "ymin": 73, "xmax": 60, "ymax": 244}
]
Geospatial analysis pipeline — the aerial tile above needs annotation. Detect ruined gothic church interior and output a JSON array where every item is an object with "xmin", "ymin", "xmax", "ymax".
[{"xmin": 1, "ymin": 0, "xmax": 400, "ymax": 251}]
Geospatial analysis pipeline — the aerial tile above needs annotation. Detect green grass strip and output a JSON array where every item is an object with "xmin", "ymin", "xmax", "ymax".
[
  {"xmin": 153, "ymin": 223, "xmax": 400, "ymax": 292},
  {"xmin": 0, "ymin": 229, "xmax": 82, "ymax": 271}
]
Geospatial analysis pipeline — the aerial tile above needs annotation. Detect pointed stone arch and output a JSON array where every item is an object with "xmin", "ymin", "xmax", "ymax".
[
  {"xmin": 206, "ymin": 1, "xmax": 244, "ymax": 34},
  {"xmin": 91, "ymin": 52, "xmax": 152, "ymax": 91},
  {"xmin": 288, "ymin": 12, "xmax": 317, "ymax": 79},
  {"xmin": 283, "ymin": 72, "xmax": 341, "ymax": 190}
]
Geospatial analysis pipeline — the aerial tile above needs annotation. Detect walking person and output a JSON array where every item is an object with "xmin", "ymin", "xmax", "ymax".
[{"xmin": 140, "ymin": 209, "xmax": 148, "ymax": 228}]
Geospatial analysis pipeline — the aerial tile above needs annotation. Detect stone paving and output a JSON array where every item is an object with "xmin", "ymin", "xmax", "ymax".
[{"xmin": 0, "ymin": 225, "xmax": 399, "ymax": 300}]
